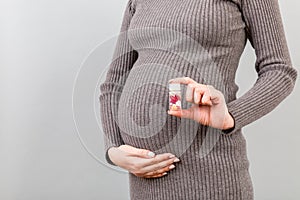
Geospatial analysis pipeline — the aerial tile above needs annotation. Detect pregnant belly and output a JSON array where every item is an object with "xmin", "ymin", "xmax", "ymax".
[
  {"xmin": 117, "ymin": 63, "xmax": 170, "ymax": 150},
  {"xmin": 116, "ymin": 62, "xmax": 201, "ymax": 154}
]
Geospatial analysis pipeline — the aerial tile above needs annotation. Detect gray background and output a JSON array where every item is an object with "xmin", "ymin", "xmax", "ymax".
[{"xmin": 0, "ymin": 0, "xmax": 299, "ymax": 199}]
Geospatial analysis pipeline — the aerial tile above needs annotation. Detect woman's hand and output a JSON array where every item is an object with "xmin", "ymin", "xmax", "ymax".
[
  {"xmin": 108, "ymin": 145, "xmax": 180, "ymax": 178},
  {"xmin": 168, "ymin": 77, "xmax": 234, "ymax": 130}
]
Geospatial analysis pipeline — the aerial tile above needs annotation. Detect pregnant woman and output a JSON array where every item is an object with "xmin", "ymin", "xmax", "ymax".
[{"xmin": 99, "ymin": 0, "xmax": 297, "ymax": 199}]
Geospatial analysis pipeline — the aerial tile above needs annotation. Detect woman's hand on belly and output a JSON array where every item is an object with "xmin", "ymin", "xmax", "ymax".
[
  {"xmin": 167, "ymin": 77, "xmax": 234, "ymax": 131},
  {"xmin": 108, "ymin": 144, "xmax": 180, "ymax": 178}
]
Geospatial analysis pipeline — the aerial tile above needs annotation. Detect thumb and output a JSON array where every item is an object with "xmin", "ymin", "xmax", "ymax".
[
  {"xmin": 119, "ymin": 145, "xmax": 156, "ymax": 158},
  {"xmin": 167, "ymin": 108, "xmax": 193, "ymax": 119}
]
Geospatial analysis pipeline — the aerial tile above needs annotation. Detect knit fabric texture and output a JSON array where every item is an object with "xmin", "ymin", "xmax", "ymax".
[{"xmin": 99, "ymin": 0, "xmax": 297, "ymax": 199}]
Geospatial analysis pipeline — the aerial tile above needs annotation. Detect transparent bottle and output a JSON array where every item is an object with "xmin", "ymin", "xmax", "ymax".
[{"xmin": 169, "ymin": 83, "xmax": 182, "ymax": 111}]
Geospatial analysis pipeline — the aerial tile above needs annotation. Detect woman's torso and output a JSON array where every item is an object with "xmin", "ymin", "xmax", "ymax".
[
  {"xmin": 116, "ymin": 0, "xmax": 254, "ymax": 199},
  {"xmin": 117, "ymin": 0, "xmax": 247, "ymax": 151}
]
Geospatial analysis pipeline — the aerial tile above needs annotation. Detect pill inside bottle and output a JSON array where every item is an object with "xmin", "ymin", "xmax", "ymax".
[{"xmin": 169, "ymin": 83, "xmax": 182, "ymax": 111}]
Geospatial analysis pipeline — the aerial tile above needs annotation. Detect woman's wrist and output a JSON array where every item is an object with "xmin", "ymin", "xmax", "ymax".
[
  {"xmin": 222, "ymin": 111, "xmax": 235, "ymax": 131},
  {"xmin": 107, "ymin": 146, "xmax": 118, "ymax": 166}
]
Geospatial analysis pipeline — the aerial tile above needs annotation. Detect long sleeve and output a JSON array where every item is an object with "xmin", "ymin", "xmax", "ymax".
[
  {"xmin": 222, "ymin": 0, "xmax": 298, "ymax": 135},
  {"xmin": 99, "ymin": 0, "xmax": 138, "ymax": 165}
]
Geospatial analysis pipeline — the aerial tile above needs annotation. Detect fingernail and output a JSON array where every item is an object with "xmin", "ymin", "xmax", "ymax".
[
  {"xmin": 162, "ymin": 172, "xmax": 167, "ymax": 175},
  {"xmin": 169, "ymin": 154, "xmax": 175, "ymax": 158},
  {"xmin": 148, "ymin": 151, "xmax": 155, "ymax": 157},
  {"xmin": 173, "ymin": 158, "xmax": 180, "ymax": 162},
  {"xmin": 169, "ymin": 165, "xmax": 175, "ymax": 169}
]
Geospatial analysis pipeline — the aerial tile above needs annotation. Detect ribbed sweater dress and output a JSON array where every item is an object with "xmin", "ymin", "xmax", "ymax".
[{"xmin": 99, "ymin": 0, "xmax": 297, "ymax": 199}]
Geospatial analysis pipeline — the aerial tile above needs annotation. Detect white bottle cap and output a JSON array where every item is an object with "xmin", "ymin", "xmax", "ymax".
[{"xmin": 169, "ymin": 83, "xmax": 181, "ymax": 91}]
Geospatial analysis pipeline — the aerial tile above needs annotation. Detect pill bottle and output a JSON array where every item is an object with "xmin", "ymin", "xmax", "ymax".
[{"xmin": 169, "ymin": 83, "xmax": 182, "ymax": 111}]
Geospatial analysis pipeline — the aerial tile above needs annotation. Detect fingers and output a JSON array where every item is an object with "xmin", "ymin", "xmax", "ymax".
[
  {"xmin": 127, "ymin": 153, "xmax": 178, "ymax": 176},
  {"xmin": 142, "ymin": 172, "xmax": 167, "ymax": 178},
  {"xmin": 169, "ymin": 76, "xmax": 197, "ymax": 85},
  {"xmin": 134, "ymin": 157, "xmax": 180, "ymax": 179},
  {"xmin": 188, "ymin": 84, "xmax": 213, "ymax": 105},
  {"xmin": 130, "ymin": 153, "xmax": 180, "ymax": 179},
  {"xmin": 168, "ymin": 77, "xmax": 228, "ymax": 130},
  {"xmin": 143, "ymin": 163, "xmax": 176, "ymax": 177},
  {"xmin": 206, "ymin": 85, "xmax": 223, "ymax": 105},
  {"xmin": 200, "ymin": 85, "xmax": 212, "ymax": 106},
  {"xmin": 169, "ymin": 77, "xmax": 221, "ymax": 106},
  {"xmin": 117, "ymin": 145, "xmax": 182, "ymax": 179},
  {"xmin": 141, "ymin": 156, "xmax": 180, "ymax": 173},
  {"xmin": 139, "ymin": 153, "xmax": 177, "ymax": 168},
  {"xmin": 147, "ymin": 165, "xmax": 173, "ymax": 175},
  {"xmin": 167, "ymin": 106, "xmax": 196, "ymax": 119},
  {"xmin": 118, "ymin": 144, "xmax": 156, "ymax": 158},
  {"xmin": 186, "ymin": 83, "xmax": 196, "ymax": 102}
]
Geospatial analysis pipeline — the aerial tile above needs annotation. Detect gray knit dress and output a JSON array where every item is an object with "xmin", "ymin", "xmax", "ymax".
[{"xmin": 99, "ymin": 0, "xmax": 297, "ymax": 199}]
